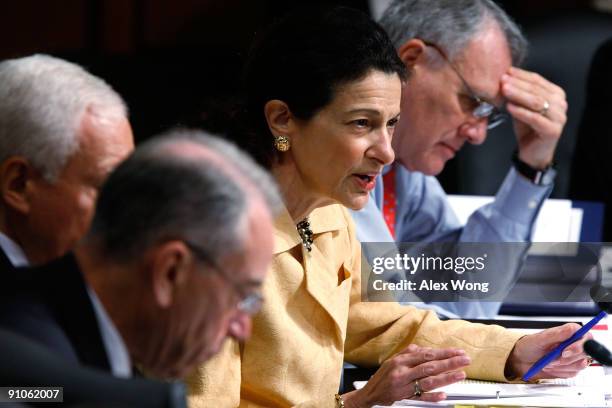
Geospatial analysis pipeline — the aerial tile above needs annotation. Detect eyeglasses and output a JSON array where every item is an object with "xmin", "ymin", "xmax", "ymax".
[
  {"xmin": 184, "ymin": 241, "xmax": 264, "ymax": 315},
  {"xmin": 422, "ymin": 41, "xmax": 508, "ymax": 130}
]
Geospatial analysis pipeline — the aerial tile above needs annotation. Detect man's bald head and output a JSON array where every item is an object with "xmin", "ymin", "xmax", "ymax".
[{"xmin": 78, "ymin": 129, "xmax": 280, "ymax": 378}]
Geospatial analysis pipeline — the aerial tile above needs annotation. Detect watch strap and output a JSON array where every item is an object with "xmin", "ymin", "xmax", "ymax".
[{"xmin": 511, "ymin": 151, "xmax": 556, "ymax": 186}]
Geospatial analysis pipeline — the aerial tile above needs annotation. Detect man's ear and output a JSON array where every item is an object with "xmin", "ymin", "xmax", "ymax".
[
  {"xmin": 0, "ymin": 157, "xmax": 36, "ymax": 214},
  {"xmin": 264, "ymin": 99, "xmax": 294, "ymax": 138},
  {"xmin": 149, "ymin": 241, "xmax": 193, "ymax": 308},
  {"xmin": 397, "ymin": 38, "xmax": 428, "ymax": 69}
]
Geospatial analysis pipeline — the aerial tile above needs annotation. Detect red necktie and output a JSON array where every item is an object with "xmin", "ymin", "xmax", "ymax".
[{"xmin": 382, "ymin": 167, "xmax": 397, "ymax": 238}]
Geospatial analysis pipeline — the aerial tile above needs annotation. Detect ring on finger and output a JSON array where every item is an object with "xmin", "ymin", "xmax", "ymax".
[
  {"xmin": 539, "ymin": 100, "xmax": 550, "ymax": 117},
  {"xmin": 413, "ymin": 379, "xmax": 423, "ymax": 397},
  {"xmin": 587, "ymin": 357, "xmax": 594, "ymax": 366}
]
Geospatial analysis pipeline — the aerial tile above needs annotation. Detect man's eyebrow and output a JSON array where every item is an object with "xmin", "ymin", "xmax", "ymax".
[
  {"xmin": 239, "ymin": 279, "xmax": 264, "ymax": 288},
  {"xmin": 465, "ymin": 79, "xmax": 501, "ymax": 104},
  {"xmin": 461, "ymin": 86, "xmax": 498, "ymax": 105}
]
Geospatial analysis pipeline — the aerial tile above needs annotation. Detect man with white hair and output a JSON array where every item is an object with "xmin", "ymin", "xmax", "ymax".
[
  {"xmin": 352, "ymin": 0, "xmax": 567, "ymax": 317},
  {"xmin": 0, "ymin": 54, "xmax": 134, "ymax": 270},
  {"xmin": 0, "ymin": 130, "xmax": 281, "ymax": 379}
]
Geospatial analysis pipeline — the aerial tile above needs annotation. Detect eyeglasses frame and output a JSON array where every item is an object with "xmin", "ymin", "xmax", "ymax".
[
  {"xmin": 420, "ymin": 40, "xmax": 508, "ymax": 130},
  {"xmin": 183, "ymin": 241, "xmax": 264, "ymax": 316}
]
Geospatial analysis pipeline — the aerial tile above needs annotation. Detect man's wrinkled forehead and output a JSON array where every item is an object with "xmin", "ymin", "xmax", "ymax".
[{"xmin": 453, "ymin": 25, "xmax": 512, "ymax": 104}]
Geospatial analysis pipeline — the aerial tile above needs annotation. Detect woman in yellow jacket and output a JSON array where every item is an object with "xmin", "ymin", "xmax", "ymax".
[{"xmin": 188, "ymin": 7, "xmax": 590, "ymax": 408}]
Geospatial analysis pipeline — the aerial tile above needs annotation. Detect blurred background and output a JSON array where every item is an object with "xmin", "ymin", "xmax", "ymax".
[{"xmin": 2, "ymin": 0, "xmax": 612, "ymax": 233}]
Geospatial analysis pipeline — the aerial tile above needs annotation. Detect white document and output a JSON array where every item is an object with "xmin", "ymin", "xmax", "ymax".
[
  {"xmin": 377, "ymin": 393, "xmax": 607, "ymax": 407},
  {"xmin": 447, "ymin": 195, "xmax": 579, "ymax": 245},
  {"xmin": 433, "ymin": 380, "xmax": 575, "ymax": 398},
  {"xmin": 354, "ymin": 379, "xmax": 570, "ymax": 398},
  {"xmin": 357, "ymin": 367, "xmax": 609, "ymax": 407},
  {"xmin": 570, "ymin": 208, "xmax": 584, "ymax": 242}
]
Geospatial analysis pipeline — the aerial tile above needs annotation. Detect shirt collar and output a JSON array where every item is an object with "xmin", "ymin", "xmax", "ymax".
[
  {"xmin": 87, "ymin": 287, "xmax": 132, "ymax": 378},
  {"xmin": 274, "ymin": 204, "xmax": 348, "ymax": 254},
  {"xmin": 0, "ymin": 231, "xmax": 29, "ymax": 267},
  {"xmin": 381, "ymin": 162, "xmax": 395, "ymax": 176}
]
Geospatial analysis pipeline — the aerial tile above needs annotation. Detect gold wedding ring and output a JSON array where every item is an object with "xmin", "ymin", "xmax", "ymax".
[
  {"xmin": 539, "ymin": 100, "xmax": 550, "ymax": 117},
  {"xmin": 413, "ymin": 379, "xmax": 423, "ymax": 397}
]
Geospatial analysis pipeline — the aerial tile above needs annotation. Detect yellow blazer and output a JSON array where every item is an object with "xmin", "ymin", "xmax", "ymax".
[{"xmin": 187, "ymin": 204, "xmax": 523, "ymax": 407}]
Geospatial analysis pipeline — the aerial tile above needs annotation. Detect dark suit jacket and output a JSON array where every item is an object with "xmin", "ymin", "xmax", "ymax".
[
  {"xmin": 570, "ymin": 38, "xmax": 612, "ymax": 240},
  {"xmin": 0, "ymin": 246, "xmax": 12, "ymax": 273},
  {"xmin": 0, "ymin": 253, "xmax": 111, "ymax": 372}
]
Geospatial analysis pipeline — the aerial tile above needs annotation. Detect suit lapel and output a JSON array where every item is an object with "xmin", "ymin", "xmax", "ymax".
[
  {"xmin": 274, "ymin": 205, "xmax": 353, "ymax": 341},
  {"xmin": 0, "ymin": 247, "xmax": 13, "ymax": 274},
  {"xmin": 47, "ymin": 255, "xmax": 112, "ymax": 372},
  {"xmin": 303, "ymin": 244, "xmax": 352, "ymax": 341}
]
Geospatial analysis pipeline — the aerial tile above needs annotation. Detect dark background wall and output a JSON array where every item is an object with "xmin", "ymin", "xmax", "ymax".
[
  {"xmin": 2, "ymin": 0, "xmax": 611, "ymax": 206},
  {"xmin": 0, "ymin": 0, "xmax": 371, "ymax": 139}
]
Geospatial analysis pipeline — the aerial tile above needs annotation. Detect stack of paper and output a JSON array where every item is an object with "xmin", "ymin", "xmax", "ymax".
[
  {"xmin": 356, "ymin": 367, "xmax": 611, "ymax": 407},
  {"xmin": 447, "ymin": 195, "xmax": 583, "ymax": 245}
]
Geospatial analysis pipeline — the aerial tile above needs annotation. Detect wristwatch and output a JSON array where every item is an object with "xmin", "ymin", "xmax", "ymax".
[{"xmin": 511, "ymin": 151, "xmax": 556, "ymax": 186}]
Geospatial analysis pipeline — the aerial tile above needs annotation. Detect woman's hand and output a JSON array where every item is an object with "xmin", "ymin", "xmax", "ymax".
[
  {"xmin": 505, "ymin": 323, "xmax": 592, "ymax": 381},
  {"xmin": 342, "ymin": 344, "xmax": 470, "ymax": 408}
]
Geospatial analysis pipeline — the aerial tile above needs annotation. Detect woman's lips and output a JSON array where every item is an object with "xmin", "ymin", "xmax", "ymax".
[{"xmin": 353, "ymin": 173, "xmax": 377, "ymax": 191}]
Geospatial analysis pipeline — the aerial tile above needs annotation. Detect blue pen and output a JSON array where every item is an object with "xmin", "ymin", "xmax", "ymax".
[{"xmin": 522, "ymin": 310, "xmax": 607, "ymax": 381}]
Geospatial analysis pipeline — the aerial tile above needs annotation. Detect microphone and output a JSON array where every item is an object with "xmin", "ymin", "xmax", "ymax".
[
  {"xmin": 584, "ymin": 339, "xmax": 612, "ymax": 366},
  {"xmin": 586, "ymin": 285, "xmax": 612, "ymax": 365},
  {"xmin": 590, "ymin": 284, "xmax": 612, "ymax": 313}
]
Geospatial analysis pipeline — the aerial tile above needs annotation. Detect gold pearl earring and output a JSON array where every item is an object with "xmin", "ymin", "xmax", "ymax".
[{"xmin": 274, "ymin": 135, "xmax": 290, "ymax": 152}]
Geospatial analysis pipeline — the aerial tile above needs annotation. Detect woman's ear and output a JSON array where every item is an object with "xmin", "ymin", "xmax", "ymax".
[
  {"xmin": 264, "ymin": 100, "xmax": 293, "ymax": 137},
  {"xmin": 397, "ymin": 38, "xmax": 427, "ymax": 69},
  {"xmin": 0, "ymin": 157, "xmax": 36, "ymax": 214}
]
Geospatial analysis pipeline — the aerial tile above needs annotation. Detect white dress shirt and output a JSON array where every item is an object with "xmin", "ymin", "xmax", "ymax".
[
  {"xmin": 0, "ymin": 231, "xmax": 28, "ymax": 267},
  {"xmin": 87, "ymin": 287, "xmax": 132, "ymax": 378}
]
